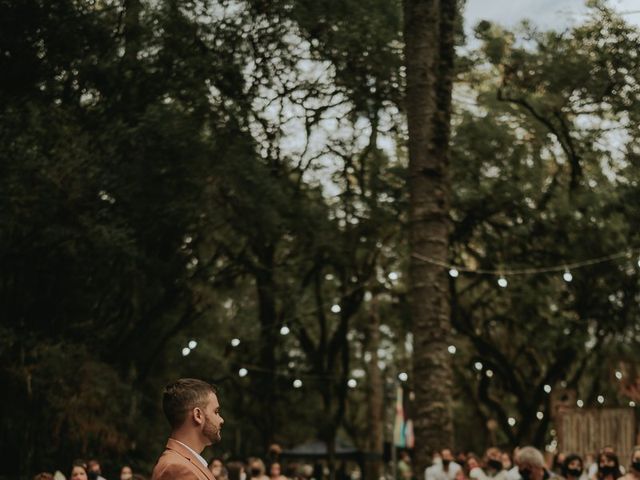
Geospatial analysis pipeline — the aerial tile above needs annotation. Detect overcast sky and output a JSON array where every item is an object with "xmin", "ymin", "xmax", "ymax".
[{"xmin": 464, "ymin": 0, "xmax": 640, "ymax": 33}]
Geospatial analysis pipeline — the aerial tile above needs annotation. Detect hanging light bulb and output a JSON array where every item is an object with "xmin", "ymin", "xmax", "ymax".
[
  {"xmin": 498, "ymin": 276, "xmax": 508, "ymax": 288},
  {"xmin": 563, "ymin": 269, "xmax": 573, "ymax": 282},
  {"xmin": 449, "ymin": 268, "xmax": 459, "ymax": 278}
]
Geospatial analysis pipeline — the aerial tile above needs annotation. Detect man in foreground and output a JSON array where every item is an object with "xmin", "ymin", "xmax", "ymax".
[{"xmin": 152, "ymin": 378, "xmax": 224, "ymax": 480}]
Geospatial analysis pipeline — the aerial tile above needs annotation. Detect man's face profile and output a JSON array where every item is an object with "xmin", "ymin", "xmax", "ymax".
[{"xmin": 200, "ymin": 392, "xmax": 223, "ymax": 445}]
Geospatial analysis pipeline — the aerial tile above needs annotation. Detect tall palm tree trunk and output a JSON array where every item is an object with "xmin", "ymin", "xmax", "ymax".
[{"xmin": 403, "ymin": 0, "xmax": 458, "ymax": 474}]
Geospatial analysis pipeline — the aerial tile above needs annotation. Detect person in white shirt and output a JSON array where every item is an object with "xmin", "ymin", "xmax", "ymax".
[
  {"xmin": 483, "ymin": 448, "xmax": 509, "ymax": 480},
  {"xmin": 467, "ymin": 455, "xmax": 484, "ymax": 480},
  {"xmin": 507, "ymin": 448, "xmax": 522, "ymax": 480},
  {"xmin": 426, "ymin": 449, "xmax": 462, "ymax": 480}
]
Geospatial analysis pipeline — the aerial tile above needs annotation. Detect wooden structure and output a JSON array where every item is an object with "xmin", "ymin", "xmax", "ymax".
[{"xmin": 557, "ymin": 407, "xmax": 637, "ymax": 457}]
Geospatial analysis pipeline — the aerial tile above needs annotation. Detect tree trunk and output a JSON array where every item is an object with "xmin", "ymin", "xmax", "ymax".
[
  {"xmin": 403, "ymin": 0, "xmax": 457, "ymax": 474},
  {"xmin": 254, "ymin": 244, "xmax": 279, "ymax": 446},
  {"xmin": 365, "ymin": 298, "xmax": 384, "ymax": 480}
]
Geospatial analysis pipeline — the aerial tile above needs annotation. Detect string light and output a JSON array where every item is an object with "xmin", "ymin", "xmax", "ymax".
[
  {"xmin": 536, "ymin": 411, "xmax": 544, "ymax": 420},
  {"xmin": 347, "ymin": 379, "xmax": 357, "ymax": 388},
  {"xmin": 630, "ymin": 401, "xmax": 636, "ymax": 407},
  {"xmin": 188, "ymin": 340, "xmax": 197, "ymax": 349},
  {"xmin": 508, "ymin": 417, "xmax": 516, "ymax": 426},
  {"xmin": 213, "ymin": 244, "xmax": 640, "ymax": 392},
  {"xmin": 597, "ymin": 395, "xmax": 605, "ymax": 404},
  {"xmin": 577, "ymin": 399, "xmax": 584, "ymax": 408},
  {"xmin": 181, "ymin": 347, "xmax": 191, "ymax": 357},
  {"xmin": 412, "ymin": 248, "xmax": 639, "ymax": 277}
]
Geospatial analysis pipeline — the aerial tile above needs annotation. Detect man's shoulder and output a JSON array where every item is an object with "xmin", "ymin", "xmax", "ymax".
[{"xmin": 152, "ymin": 450, "xmax": 199, "ymax": 480}]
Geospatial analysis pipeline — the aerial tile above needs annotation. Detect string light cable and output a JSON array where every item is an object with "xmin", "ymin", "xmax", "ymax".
[{"xmin": 412, "ymin": 247, "xmax": 640, "ymax": 277}]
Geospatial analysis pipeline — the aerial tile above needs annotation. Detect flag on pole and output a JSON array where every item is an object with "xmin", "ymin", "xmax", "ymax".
[
  {"xmin": 393, "ymin": 385, "xmax": 414, "ymax": 448},
  {"xmin": 393, "ymin": 385, "xmax": 405, "ymax": 447}
]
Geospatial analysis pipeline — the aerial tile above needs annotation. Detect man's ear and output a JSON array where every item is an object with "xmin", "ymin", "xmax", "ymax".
[{"xmin": 193, "ymin": 406, "xmax": 205, "ymax": 425}]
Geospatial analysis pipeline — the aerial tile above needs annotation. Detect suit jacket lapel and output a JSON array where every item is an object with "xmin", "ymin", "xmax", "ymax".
[{"xmin": 166, "ymin": 438, "xmax": 215, "ymax": 480}]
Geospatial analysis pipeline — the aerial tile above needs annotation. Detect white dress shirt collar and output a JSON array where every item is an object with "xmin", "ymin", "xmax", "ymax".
[{"xmin": 173, "ymin": 439, "xmax": 208, "ymax": 468}]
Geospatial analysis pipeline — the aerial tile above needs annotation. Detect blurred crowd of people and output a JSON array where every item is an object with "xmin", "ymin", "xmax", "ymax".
[
  {"xmin": 32, "ymin": 459, "xmax": 143, "ymax": 480},
  {"xmin": 397, "ymin": 445, "xmax": 640, "ymax": 480},
  {"xmin": 29, "ymin": 444, "xmax": 640, "ymax": 480},
  {"xmin": 29, "ymin": 444, "xmax": 349, "ymax": 480}
]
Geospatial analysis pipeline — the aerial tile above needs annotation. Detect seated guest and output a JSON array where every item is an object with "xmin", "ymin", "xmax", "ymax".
[
  {"xmin": 34, "ymin": 473, "xmax": 54, "ymax": 480},
  {"xmin": 620, "ymin": 447, "xmax": 640, "ymax": 480},
  {"xmin": 596, "ymin": 452, "xmax": 622, "ymax": 480},
  {"xmin": 71, "ymin": 462, "xmax": 89, "ymax": 480},
  {"xmin": 561, "ymin": 454, "xmax": 588, "ymax": 480}
]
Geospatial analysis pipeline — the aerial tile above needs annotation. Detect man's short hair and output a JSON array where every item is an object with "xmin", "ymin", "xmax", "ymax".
[
  {"xmin": 33, "ymin": 473, "xmax": 54, "ymax": 480},
  {"xmin": 517, "ymin": 447, "xmax": 545, "ymax": 468},
  {"xmin": 485, "ymin": 447, "xmax": 501, "ymax": 459},
  {"xmin": 162, "ymin": 378, "xmax": 217, "ymax": 429}
]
